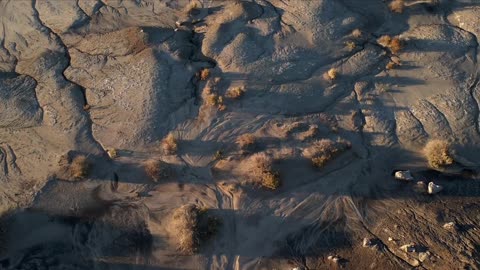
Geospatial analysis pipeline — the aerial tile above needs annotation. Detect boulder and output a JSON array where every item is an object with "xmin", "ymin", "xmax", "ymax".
[
  {"xmin": 428, "ymin": 182, "xmax": 443, "ymax": 194},
  {"xmin": 395, "ymin": 170, "xmax": 414, "ymax": 181}
]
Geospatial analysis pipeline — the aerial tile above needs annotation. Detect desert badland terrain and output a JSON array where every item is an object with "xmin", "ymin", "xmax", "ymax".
[{"xmin": 1, "ymin": 0, "xmax": 480, "ymax": 269}]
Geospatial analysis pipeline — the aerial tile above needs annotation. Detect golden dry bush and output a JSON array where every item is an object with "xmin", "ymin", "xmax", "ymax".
[
  {"xmin": 162, "ymin": 132, "xmax": 178, "ymax": 154},
  {"xmin": 345, "ymin": 41, "xmax": 356, "ymax": 51},
  {"xmin": 424, "ymin": 140, "xmax": 454, "ymax": 169},
  {"xmin": 303, "ymin": 139, "xmax": 351, "ymax": 168},
  {"xmin": 204, "ymin": 94, "xmax": 225, "ymax": 111},
  {"xmin": 171, "ymin": 204, "xmax": 200, "ymax": 254},
  {"xmin": 386, "ymin": 61, "xmax": 398, "ymax": 70},
  {"xmin": 184, "ymin": 1, "xmax": 200, "ymax": 15},
  {"xmin": 377, "ymin": 35, "xmax": 392, "ymax": 47},
  {"xmin": 199, "ymin": 68, "xmax": 210, "ymax": 81},
  {"xmin": 389, "ymin": 0, "xmax": 405, "ymax": 13},
  {"xmin": 205, "ymin": 94, "xmax": 218, "ymax": 106},
  {"xmin": 389, "ymin": 37, "xmax": 403, "ymax": 54},
  {"xmin": 352, "ymin": 29, "xmax": 362, "ymax": 38},
  {"xmin": 144, "ymin": 159, "xmax": 170, "ymax": 182},
  {"xmin": 377, "ymin": 35, "xmax": 403, "ymax": 54},
  {"xmin": 251, "ymin": 153, "xmax": 280, "ymax": 190},
  {"xmin": 170, "ymin": 204, "xmax": 221, "ymax": 254},
  {"xmin": 324, "ymin": 68, "xmax": 338, "ymax": 81},
  {"xmin": 226, "ymin": 87, "xmax": 245, "ymax": 99},
  {"xmin": 236, "ymin": 133, "xmax": 256, "ymax": 150},
  {"xmin": 70, "ymin": 155, "xmax": 90, "ymax": 179}
]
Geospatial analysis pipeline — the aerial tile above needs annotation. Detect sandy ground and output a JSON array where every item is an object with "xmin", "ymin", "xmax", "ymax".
[{"xmin": 0, "ymin": 0, "xmax": 480, "ymax": 269}]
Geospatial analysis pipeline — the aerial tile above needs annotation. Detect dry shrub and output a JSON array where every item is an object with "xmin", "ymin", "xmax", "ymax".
[
  {"xmin": 236, "ymin": 133, "xmax": 256, "ymax": 150},
  {"xmin": 324, "ymin": 68, "xmax": 338, "ymax": 81},
  {"xmin": 205, "ymin": 94, "xmax": 226, "ymax": 111},
  {"xmin": 170, "ymin": 204, "xmax": 221, "ymax": 254},
  {"xmin": 70, "ymin": 155, "xmax": 90, "ymax": 179},
  {"xmin": 200, "ymin": 68, "xmax": 210, "ymax": 81},
  {"xmin": 386, "ymin": 61, "xmax": 398, "ymax": 70},
  {"xmin": 214, "ymin": 150, "xmax": 223, "ymax": 160},
  {"xmin": 184, "ymin": 1, "xmax": 200, "ymax": 15},
  {"xmin": 389, "ymin": 0, "xmax": 405, "ymax": 13},
  {"xmin": 303, "ymin": 139, "xmax": 351, "ymax": 168},
  {"xmin": 162, "ymin": 133, "xmax": 178, "ymax": 154},
  {"xmin": 377, "ymin": 35, "xmax": 392, "ymax": 47},
  {"xmin": 144, "ymin": 159, "xmax": 170, "ymax": 182},
  {"xmin": 226, "ymin": 87, "xmax": 245, "ymax": 99},
  {"xmin": 171, "ymin": 204, "xmax": 200, "ymax": 254},
  {"xmin": 345, "ymin": 41, "xmax": 356, "ymax": 51},
  {"xmin": 205, "ymin": 94, "xmax": 219, "ymax": 106},
  {"xmin": 352, "ymin": 29, "xmax": 362, "ymax": 38},
  {"xmin": 389, "ymin": 37, "xmax": 403, "ymax": 54},
  {"xmin": 377, "ymin": 35, "xmax": 403, "ymax": 54},
  {"xmin": 251, "ymin": 153, "xmax": 280, "ymax": 190},
  {"xmin": 424, "ymin": 140, "xmax": 454, "ymax": 169}
]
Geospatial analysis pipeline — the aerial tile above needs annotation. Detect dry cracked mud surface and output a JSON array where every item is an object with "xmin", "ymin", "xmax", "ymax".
[{"xmin": 0, "ymin": 0, "xmax": 480, "ymax": 269}]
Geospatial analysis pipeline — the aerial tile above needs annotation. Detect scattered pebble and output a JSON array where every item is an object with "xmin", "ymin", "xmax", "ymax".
[
  {"xmin": 443, "ymin": 222, "xmax": 457, "ymax": 230},
  {"xmin": 363, "ymin": 237, "xmax": 372, "ymax": 247},
  {"xmin": 428, "ymin": 181, "xmax": 443, "ymax": 194},
  {"xmin": 413, "ymin": 181, "xmax": 426, "ymax": 193},
  {"xmin": 395, "ymin": 170, "xmax": 414, "ymax": 181},
  {"xmin": 327, "ymin": 255, "xmax": 340, "ymax": 263},
  {"xmin": 363, "ymin": 237, "xmax": 382, "ymax": 249}
]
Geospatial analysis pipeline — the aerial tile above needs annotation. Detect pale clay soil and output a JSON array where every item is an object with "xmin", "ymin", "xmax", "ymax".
[{"xmin": 0, "ymin": 0, "xmax": 480, "ymax": 269}]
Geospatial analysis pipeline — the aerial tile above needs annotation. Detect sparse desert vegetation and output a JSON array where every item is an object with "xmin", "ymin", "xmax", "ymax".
[
  {"xmin": 144, "ymin": 159, "xmax": 170, "ymax": 182},
  {"xmin": 226, "ymin": 87, "xmax": 245, "ymax": 99},
  {"xmin": 4, "ymin": 1, "xmax": 480, "ymax": 269},
  {"xmin": 389, "ymin": 0, "xmax": 405, "ymax": 13},
  {"xmin": 214, "ymin": 150, "xmax": 224, "ymax": 160},
  {"xmin": 70, "ymin": 155, "xmax": 90, "ymax": 179},
  {"xmin": 352, "ymin": 29, "xmax": 362, "ymax": 38},
  {"xmin": 303, "ymin": 139, "xmax": 351, "ymax": 168},
  {"xmin": 424, "ymin": 140, "xmax": 454, "ymax": 169},
  {"xmin": 204, "ymin": 93, "xmax": 226, "ymax": 111},
  {"xmin": 170, "ymin": 204, "xmax": 221, "ymax": 254},
  {"xmin": 162, "ymin": 132, "xmax": 178, "ymax": 154},
  {"xmin": 386, "ymin": 61, "xmax": 398, "ymax": 70},
  {"xmin": 345, "ymin": 41, "xmax": 356, "ymax": 51},
  {"xmin": 251, "ymin": 153, "xmax": 280, "ymax": 190},
  {"xmin": 199, "ymin": 68, "xmax": 210, "ymax": 81},
  {"xmin": 236, "ymin": 133, "xmax": 256, "ymax": 150},
  {"xmin": 377, "ymin": 35, "xmax": 403, "ymax": 54},
  {"xmin": 324, "ymin": 68, "xmax": 338, "ymax": 81},
  {"xmin": 184, "ymin": 1, "xmax": 200, "ymax": 15}
]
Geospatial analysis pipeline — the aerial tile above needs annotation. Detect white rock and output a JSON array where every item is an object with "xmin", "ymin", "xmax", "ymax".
[
  {"xmin": 388, "ymin": 237, "xmax": 395, "ymax": 242},
  {"xmin": 328, "ymin": 255, "xmax": 340, "ymax": 262},
  {"xmin": 418, "ymin": 251, "xmax": 430, "ymax": 262},
  {"xmin": 363, "ymin": 237, "xmax": 372, "ymax": 247},
  {"xmin": 428, "ymin": 182, "xmax": 443, "ymax": 194},
  {"xmin": 400, "ymin": 244, "xmax": 416, "ymax": 252},
  {"xmin": 395, "ymin": 170, "xmax": 414, "ymax": 181},
  {"xmin": 443, "ymin": 222, "xmax": 456, "ymax": 230}
]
